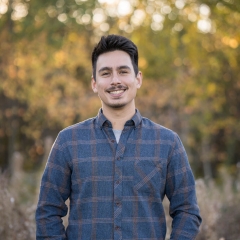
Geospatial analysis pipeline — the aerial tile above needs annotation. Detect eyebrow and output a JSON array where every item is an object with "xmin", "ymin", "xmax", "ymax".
[
  {"xmin": 98, "ymin": 67, "xmax": 111, "ymax": 73},
  {"xmin": 98, "ymin": 65, "xmax": 131, "ymax": 73},
  {"xmin": 117, "ymin": 65, "xmax": 131, "ymax": 71}
]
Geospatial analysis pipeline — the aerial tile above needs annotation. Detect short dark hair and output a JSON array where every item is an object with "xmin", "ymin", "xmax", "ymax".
[{"xmin": 91, "ymin": 34, "xmax": 139, "ymax": 80}]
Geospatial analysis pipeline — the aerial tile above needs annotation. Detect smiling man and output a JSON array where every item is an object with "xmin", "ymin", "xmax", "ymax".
[
  {"xmin": 36, "ymin": 35, "xmax": 201, "ymax": 240},
  {"xmin": 92, "ymin": 49, "xmax": 142, "ymax": 130}
]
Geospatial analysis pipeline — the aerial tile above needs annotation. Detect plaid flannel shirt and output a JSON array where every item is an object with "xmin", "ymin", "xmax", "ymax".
[{"xmin": 36, "ymin": 109, "xmax": 201, "ymax": 240}]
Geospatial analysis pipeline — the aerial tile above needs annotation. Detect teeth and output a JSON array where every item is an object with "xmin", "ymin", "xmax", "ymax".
[{"xmin": 110, "ymin": 90, "xmax": 124, "ymax": 94}]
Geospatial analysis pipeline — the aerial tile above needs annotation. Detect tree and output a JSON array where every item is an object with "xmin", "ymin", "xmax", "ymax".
[{"xmin": 0, "ymin": 0, "xmax": 239, "ymax": 179}]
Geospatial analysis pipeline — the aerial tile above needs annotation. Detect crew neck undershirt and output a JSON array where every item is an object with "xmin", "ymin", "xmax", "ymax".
[{"xmin": 112, "ymin": 129, "xmax": 122, "ymax": 143}]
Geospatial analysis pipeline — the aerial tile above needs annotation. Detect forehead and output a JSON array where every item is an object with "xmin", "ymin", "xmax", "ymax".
[{"xmin": 96, "ymin": 50, "xmax": 133, "ymax": 70}]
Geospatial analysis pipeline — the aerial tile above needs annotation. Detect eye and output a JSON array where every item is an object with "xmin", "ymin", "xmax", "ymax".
[
  {"xmin": 101, "ymin": 71, "xmax": 110, "ymax": 77},
  {"xmin": 119, "ymin": 70, "xmax": 129, "ymax": 75}
]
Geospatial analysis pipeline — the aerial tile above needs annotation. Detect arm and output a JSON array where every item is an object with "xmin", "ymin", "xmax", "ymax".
[
  {"xmin": 166, "ymin": 133, "xmax": 202, "ymax": 240},
  {"xmin": 35, "ymin": 132, "xmax": 71, "ymax": 240}
]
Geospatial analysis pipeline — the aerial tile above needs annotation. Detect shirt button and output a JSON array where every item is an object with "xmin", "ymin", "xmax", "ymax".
[
  {"xmin": 111, "ymin": 140, "xmax": 115, "ymax": 143},
  {"xmin": 116, "ymin": 180, "xmax": 120, "ymax": 184},
  {"xmin": 117, "ymin": 157, "xmax": 121, "ymax": 160},
  {"xmin": 116, "ymin": 202, "xmax": 121, "ymax": 206},
  {"xmin": 115, "ymin": 226, "xmax": 120, "ymax": 230}
]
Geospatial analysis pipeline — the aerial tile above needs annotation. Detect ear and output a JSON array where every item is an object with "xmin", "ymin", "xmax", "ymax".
[
  {"xmin": 91, "ymin": 76, "xmax": 98, "ymax": 93},
  {"xmin": 136, "ymin": 71, "xmax": 142, "ymax": 89}
]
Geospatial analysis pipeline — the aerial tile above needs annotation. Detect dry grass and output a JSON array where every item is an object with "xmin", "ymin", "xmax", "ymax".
[
  {"xmin": 195, "ymin": 169, "xmax": 240, "ymax": 240},
  {"xmin": 0, "ymin": 169, "xmax": 239, "ymax": 240},
  {"xmin": 0, "ymin": 173, "xmax": 35, "ymax": 240}
]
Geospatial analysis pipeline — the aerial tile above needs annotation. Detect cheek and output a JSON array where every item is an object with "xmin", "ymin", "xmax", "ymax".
[{"xmin": 95, "ymin": 83, "xmax": 108, "ymax": 94}]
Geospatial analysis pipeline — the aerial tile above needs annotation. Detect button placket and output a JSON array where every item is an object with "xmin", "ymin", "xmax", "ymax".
[
  {"xmin": 113, "ymin": 125, "xmax": 134, "ymax": 240},
  {"xmin": 114, "ymin": 132, "xmax": 127, "ymax": 240}
]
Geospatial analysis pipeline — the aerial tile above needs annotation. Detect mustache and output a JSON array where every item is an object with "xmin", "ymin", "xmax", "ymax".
[{"xmin": 106, "ymin": 85, "xmax": 127, "ymax": 92}]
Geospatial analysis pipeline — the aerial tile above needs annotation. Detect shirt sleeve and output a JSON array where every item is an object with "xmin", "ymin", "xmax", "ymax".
[
  {"xmin": 165, "ymin": 133, "xmax": 202, "ymax": 239},
  {"xmin": 35, "ymin": 131, "xmax": 72, "ymax": 240}
]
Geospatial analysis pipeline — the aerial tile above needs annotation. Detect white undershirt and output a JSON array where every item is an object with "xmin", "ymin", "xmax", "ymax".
[{"xmin": 112, "ymin": 129, "xmax": 122, "ymax": 143}]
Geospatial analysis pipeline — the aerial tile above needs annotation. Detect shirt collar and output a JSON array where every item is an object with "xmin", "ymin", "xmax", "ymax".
[{"xmin": 96, "ymin": 108, "xmax": 142, "ymax": 128}]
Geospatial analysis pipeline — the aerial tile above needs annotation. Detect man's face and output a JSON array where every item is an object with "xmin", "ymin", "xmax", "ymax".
[{"xmin": 92, "ymin": 50, "xmax": 142, "ymax": 112}]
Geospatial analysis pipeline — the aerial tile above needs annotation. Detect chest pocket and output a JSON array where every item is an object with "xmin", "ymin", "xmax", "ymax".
[{"xmin": 133, "ymin": 159, "xmax": 162, "ymax": 195}]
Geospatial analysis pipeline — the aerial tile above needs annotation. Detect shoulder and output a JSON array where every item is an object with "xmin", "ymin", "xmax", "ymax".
[
  {"xmin": 56, "ymin": 117, "xmax": 96, "ymax": 143},
  {"xmin": 141, "ymin": 117, "xmax": 177, "ymax": 141}
]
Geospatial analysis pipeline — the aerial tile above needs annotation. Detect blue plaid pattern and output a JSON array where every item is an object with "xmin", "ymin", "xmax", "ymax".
[{"xmin": 36, "ymin": 109, "xmax": 201, "ymax": 239}]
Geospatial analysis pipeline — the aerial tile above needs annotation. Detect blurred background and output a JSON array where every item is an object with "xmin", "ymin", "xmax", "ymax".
[{"xmin": 0, "ymin": 0, "xmax": 240, "ymax": 239}]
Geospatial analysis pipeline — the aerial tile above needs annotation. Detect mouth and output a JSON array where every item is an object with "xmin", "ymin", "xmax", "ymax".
[
  {"xmin": 109, "ymin": 89, "xmax": 125, "ymax": 95},
  {"xmin": 107, "ymin": 87, "xmax": 127, "ymax": 97}
]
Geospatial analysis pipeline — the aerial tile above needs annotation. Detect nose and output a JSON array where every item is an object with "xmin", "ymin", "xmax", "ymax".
[{"xmin": 111, "ymin": 72, "xmax": 121, "ymax": 85}]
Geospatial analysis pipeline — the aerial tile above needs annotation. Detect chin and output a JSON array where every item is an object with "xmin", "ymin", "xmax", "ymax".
[
  {"xmin": 107, "ymin": 102, "xmax": 127, "ymax": 109},
  {"xmin": 110, "ymin": 104, "xmax": 126, "ymax": 109}
]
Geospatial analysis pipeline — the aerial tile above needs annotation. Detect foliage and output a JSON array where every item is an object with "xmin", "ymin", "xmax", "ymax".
[{"xmin": 0, "ymin": 0, "xmax": 239, "ymax": 178}]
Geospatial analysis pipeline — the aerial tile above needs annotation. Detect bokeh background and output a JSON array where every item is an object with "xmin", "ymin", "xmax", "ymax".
[{"xmin": 0, "ymin": 0, "xmax": 240, "ymax": 239}]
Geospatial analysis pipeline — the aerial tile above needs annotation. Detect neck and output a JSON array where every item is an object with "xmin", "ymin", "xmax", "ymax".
[{"xmin": 102, "ymin": 105, "xmax": 136, "ymax": 130}]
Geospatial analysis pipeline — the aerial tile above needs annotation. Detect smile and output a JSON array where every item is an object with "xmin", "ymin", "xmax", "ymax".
[{"xmin": 109, "ymin": 90, "xmax": 125, "ymax": 95}]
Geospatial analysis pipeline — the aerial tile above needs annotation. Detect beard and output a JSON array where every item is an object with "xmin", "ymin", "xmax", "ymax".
[
  {"xmin": 98, "ymin": 87, "xmax": 136, "ymax": 110},
  {"xmin": 103, "ymin": 100, "xmax": 127, "ymax": 109}
]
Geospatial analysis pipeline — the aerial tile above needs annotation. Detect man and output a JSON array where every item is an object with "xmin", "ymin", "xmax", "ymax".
[{"xmin": 36, "ymin": 35, "xmax": 201, "ymax": 239}]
